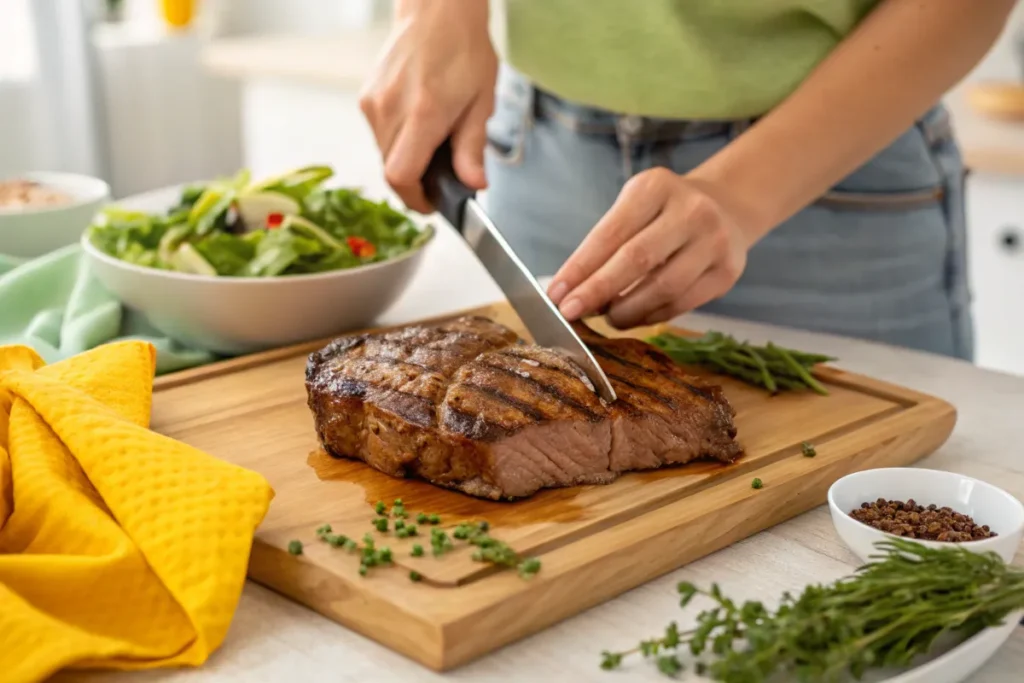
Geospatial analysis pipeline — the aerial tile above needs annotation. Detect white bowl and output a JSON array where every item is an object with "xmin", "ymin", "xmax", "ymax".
[
  {"xmin": 0, "ymin": 171, "xmax": 110, "ymax": 258},
  {"xmin": 828, "ymin": 468, "xmax": 1024, "ymax": 564},
  {"xmin": 81, "ymin": 186, "xmax": 434, "ymax": 355}
]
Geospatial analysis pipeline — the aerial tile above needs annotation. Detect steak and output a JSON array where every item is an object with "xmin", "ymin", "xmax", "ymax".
[{"xmin": 305, "ymin": 316, "xmax": 742, "ymax": 500}]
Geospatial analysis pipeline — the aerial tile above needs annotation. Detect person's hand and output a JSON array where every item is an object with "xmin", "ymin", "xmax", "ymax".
[
  {"xmin": 548, "ymin": 168, "xmax": 753, "ymax": 329},
  {"xmin": 359, "ymin": 0, "xmax": 497, "ymax": 213}
]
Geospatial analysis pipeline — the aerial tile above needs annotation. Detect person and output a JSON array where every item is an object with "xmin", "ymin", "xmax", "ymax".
[{"xmin": 359, "ymin": 0, "xmax": 1017, "ymax": 360}]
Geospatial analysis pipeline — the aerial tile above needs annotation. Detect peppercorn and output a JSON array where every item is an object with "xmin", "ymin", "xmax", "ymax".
[{"xmin": 849, "ymin": 499, "xmax": 996, "ymax": 543}]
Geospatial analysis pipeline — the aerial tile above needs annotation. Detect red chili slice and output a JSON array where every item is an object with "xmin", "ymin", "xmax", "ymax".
[{"xmin": 267, "ymin": 213, "xmax": 284, "ymax": 229}]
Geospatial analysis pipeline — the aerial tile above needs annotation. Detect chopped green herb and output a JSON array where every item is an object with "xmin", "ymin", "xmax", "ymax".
[
  {"xmin": 374, "ymin": 500, "xmax": 386, "ymax": 515},
  {"xmin": 343, "ymin": 539, "xmax": 357, "ymax": 551},
  {"xmin": 518, "ymin": 557, "xmax": 542, "ymax": 578},
  {"xmin": 411, "ymin": 544, "xmax": 424, "ymax": 557},
  {"xmin": 362, "ymin": 533, "xmax": 375, "ymax": 549},
  {"xmin": 358, "ymin": 564, "xmax": 368, "ymax": 577},
  {"xmin": 416, "ymin": 512, "xmax": 428, "ymax": 524},
  {"xmin": 428, "ymin": 513, "xmax": 441, "ymax": 525},
  {"xmin": 394, "ymin": 509, "xmax": 408, "ymax": 519},
  {"xmin": 801, "ymin": 441, "xmax": 817, "ymax": 457},
  {"xmin": 409, "ymin": 570, "xmax": 422, "ymax": 582},
  {"xmin": 379, "ymin": 547, "xmax": 393, "ymax": 564},
  {"xmin": 478, "ymin": 520, "xmax": 490, "ymax": 532},
  {"xmin": 287, "ymin": 540, "xmax": 303, "ymax": 555},
  {"xmin": 395, "ymin": 519, "xmax": 406, "ymax": 530},
  {"xmin": 374, "ymin": 517, "xmax": 389, "ymax": 532},
  {"xmin": 405, "ymin": 524, "xmax": 418, "ymax": 536},
  {"xmin": 393, "ymin": 498, "xmax": 403, "ymax": 506},
  {"xmin": 396, "ymin": 527, "xmax": 410, "ymax": 539},
  {"xmin": 315, "ymin": 523, "xmax": 332, "ymax": 537},
  {"xmin": 326, "ymin": 534, "xmax": 347, "ymax": 548},
  {"xmin": 752, "ymin": 478, "xmax": 763, "ymax": 489}
]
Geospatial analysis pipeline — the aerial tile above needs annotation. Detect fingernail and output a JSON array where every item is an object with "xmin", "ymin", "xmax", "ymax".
[
  {"xmin": 548, "ymin": 281, "xmax": 568, "ymax": 304},
  {"xmin": 560, "ymin": 298, "xmax": 584, "ymax": 321}
]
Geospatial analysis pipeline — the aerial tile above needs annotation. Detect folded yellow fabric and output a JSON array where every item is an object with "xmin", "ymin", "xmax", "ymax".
[{"xmin": 0, "ymin": 341, "xmax": 274, "ymax": 683}]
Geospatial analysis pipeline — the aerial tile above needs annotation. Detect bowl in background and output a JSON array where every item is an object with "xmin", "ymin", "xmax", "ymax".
[
  {"xmin": 0, "ymin": 171, "xmax": 110, "ymax": 258},
  {"xmin": 81, "ymin": 185, "xmax": 435, "ymax": 354},
  {"xmin": 828, "ymin": 467, "xmax": 1024, "ymax": 564}
]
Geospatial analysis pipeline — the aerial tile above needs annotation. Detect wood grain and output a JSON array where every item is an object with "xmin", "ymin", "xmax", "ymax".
[{"xmin": 150, "ymin": 303, "xmax": 956, "ymax": 671}]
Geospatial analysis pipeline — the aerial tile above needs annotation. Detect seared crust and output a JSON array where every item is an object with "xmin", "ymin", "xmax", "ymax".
[{"xmin": 306, "ymin": 316, "xmax": 742, "ymax": 499}]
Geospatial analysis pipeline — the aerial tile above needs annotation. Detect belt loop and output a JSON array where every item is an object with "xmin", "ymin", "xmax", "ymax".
[{"xmin": 729, "ymin": 118, "xmax": 753, "ymax": 139}]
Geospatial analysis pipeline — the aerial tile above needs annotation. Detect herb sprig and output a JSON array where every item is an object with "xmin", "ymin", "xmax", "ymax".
[
  {"xmin": 600, "ymin": 539, "xmax": 1024, "ymax": 681},
  {"xmin": 648, "ymin": 331, "xmax": 834, "ymax": 395}
]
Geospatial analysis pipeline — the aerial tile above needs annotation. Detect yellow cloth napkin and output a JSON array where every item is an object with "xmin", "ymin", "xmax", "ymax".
[{"xmin": 0, "ymin": 341, "xmax": 274, "ymax": 683}]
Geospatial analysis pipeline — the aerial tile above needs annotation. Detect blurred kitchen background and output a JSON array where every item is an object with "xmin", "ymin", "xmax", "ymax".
[{"xmin": 2, "ymin": 0, "xmax": 1024, "ymax": 375}]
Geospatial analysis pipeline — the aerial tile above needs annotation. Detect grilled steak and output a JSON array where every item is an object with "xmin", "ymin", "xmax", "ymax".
[{"xmin": 305, "ymin": 316, "xmax": 742, "ymax": 500}]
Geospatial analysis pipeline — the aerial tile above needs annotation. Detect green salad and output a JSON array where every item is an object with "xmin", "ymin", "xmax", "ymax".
[{"xmin": 86, "ymin": 166, "xmax": 433, "ymax": 277}]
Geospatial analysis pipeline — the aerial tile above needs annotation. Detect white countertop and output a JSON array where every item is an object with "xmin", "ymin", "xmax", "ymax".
[{"xmin": 52, "ymin": 223, "xmax": 1024, "ymax": 683}]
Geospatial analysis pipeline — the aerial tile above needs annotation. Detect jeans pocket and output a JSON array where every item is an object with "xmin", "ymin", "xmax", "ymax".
[
  {"xmin": 485, "ymin": 66, "xmax": 533, "ymax": 166},
  {"xmin": 814, "ymin": 186, "xmax": 946, "ymax": 212}
]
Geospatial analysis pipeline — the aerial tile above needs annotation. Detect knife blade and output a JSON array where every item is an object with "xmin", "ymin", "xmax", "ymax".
[{"xmin": 422, "ymin": 139, "xmax": 617, "ymax": 403}]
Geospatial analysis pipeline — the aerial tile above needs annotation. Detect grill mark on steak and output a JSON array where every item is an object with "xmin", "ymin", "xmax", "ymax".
[
  {"xmin": 590, "ymin": 344, "xmax": 716, "ymax": 403},
  {"xmin": 442, "ymin": 405, "xmax": 514, "ymax": 441},
  {"xmin": 459, "ymin": 381, "xmax": 546, "ymax": 422},
  {"xmin": 606, "ymin": 373, "xmax": 676, "ymax": 409},
  {"xmin": 471, "ymin": 360, "xmax": 605, "ymax": 422},
  {"xmin": 360, "ymin": 355, "xmax": 440, "ymax": 374},
  {"xmin": 306, "ymin": 315, "xmax": 742, "ymax": 500}
]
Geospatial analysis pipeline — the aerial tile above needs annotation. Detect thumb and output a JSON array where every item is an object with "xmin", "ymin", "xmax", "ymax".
[{"xmin": 450, "ymin": 96, "xmax": 492, "ymax": 191}]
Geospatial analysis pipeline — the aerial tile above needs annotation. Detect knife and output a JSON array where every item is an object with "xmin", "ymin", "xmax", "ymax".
[{"xmin": 422, "ymin": 139, "xmax": 617, "ymax": 403}]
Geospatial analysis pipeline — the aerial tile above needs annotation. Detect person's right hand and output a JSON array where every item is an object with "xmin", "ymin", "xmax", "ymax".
[{"xmin": 360, "ymin": 0, "xmax": 497, "ymax": 213}]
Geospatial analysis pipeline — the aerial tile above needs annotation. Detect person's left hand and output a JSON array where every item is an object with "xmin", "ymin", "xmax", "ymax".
[{"xmin": 547, "ymin": 167, "xmax": 753, "ymax": 329}]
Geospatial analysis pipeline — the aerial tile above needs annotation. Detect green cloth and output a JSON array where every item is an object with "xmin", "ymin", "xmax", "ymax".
[
  {"xmin": 503, "ymin": 0, "xmax": 881, "ymax": 119},
  {"xmin": 0, "ymin": 246, "xmax": 215, "ymax": 374}
]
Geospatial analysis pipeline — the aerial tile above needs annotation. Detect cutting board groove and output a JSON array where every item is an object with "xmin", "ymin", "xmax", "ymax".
[{"xmin": 151, "ymin": 303, "xmax": 955, "ymax": 671}]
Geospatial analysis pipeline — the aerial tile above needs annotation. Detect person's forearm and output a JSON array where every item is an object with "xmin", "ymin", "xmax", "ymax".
[
  {"xmin": 692, "ymin": 0, "xmax": 1016, "ymax": 244},
  {"xmin": 396, "ymin": 0, "xmax": 488, "ymax": 25}
]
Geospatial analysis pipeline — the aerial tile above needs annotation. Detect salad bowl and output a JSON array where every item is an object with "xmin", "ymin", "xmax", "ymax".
[{"xmin": 82, "ymin": 167, "xmax": 434, "ymax": 354}]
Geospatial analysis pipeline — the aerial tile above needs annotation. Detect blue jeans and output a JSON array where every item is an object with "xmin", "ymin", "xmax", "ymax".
[{"xmin": 482, "ymin": 65, "xmax": 974, "ymax": 361}]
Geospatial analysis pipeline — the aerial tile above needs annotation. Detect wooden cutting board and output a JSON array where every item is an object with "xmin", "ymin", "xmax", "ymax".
[{"xmin": 150, "ymin": 303, "xmax": 955, "ymax": 671}]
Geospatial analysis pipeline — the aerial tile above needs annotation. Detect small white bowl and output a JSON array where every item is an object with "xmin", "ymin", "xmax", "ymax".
[
  {"xmin": 81, "ymin": 185, "xmax": 434, "ymax": 355},
  {"xmin": 0, "ymin": 171, "xmax": 110, "ymax": 258},
  {"xmin": 828, "ymin": 468, "xmax": 1024, "ymax": 564}
]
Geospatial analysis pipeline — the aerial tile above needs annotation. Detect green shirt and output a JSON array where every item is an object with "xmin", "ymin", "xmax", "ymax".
[{"xmin": 502, "ymin": 0, "xmax": 881, "ymax": 120}]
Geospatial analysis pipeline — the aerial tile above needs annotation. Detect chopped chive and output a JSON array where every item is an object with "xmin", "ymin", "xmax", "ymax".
[
  {"xmin": 428, "ymin": 513, "xmax": 441, "ymax": 525},
  {"xmin": 416, "ymin": 512, "xmax": 428, "ymax": 524},
  {"xmin": 287, "ymin": 540, "xmax": 303, "ymax": 555},
  {"xmin": 315, "ymin": 523, "xmax": 332, "ymax": 537},
  {"xmin": 752, "ymin": 477, "xmax": 764, "ymax": 489},
  {"xmin": 801, "ymin": 441, "xmax": 817, "ymax": 457},
  {"xmin": 343, "ymin": 539, "xmax": 357, "ymax": 551},
  {"xmin": 411, "ymin": 544, "xmax": 424, "ymax": 557},
  {"xmin": 393, "ymin": 498, "xmax": 403, "ymax": 506},
  {"xmin": 358, "ymin": 564, "xmax": 368, "ymax": 577},
  {"xmin": 395, "ymin": 519, "xmax": 406, "ymax": 530},
  {"xmin": 374, "ymin": 517, "xmax": 389, "ymax": 532},
  {"xmin": 409, "ymin": 570, "xmax": 422, "ymax": 582},
  {"xmin": 374, "ymin": 500, "xmax": 386, "ymax": 515}
]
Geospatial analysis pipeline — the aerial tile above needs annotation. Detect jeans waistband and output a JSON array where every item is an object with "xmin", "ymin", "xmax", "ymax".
[
  {"xmin": 527, "ymin": 83, "xmax": 952, "ymax": 147},
  {"xmin": 529, "ymin": 85, "xmax": 756, "ymax": 142}
]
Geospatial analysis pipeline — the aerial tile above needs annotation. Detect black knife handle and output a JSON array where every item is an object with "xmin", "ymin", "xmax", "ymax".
[{"xmin": 422, "ymin": 138, "xmax": 476, "ymax": 235}]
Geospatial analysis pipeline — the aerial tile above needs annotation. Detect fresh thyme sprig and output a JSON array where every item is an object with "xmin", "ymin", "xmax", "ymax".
[
  {"xmin": 648, "ymin": 331, "xmax": 834, "ymax": 395},
  {"xmin": 601, "ymin": 539, "xmax": 1024, "ymax": 682}
]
